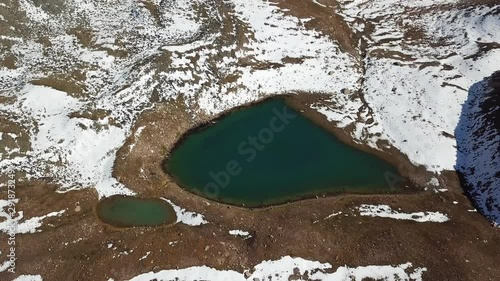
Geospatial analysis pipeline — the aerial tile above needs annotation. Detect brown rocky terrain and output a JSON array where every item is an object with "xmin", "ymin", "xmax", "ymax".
[{"xmin": 0, "ymin": 0, "xmax": 499, "ymax": 280}]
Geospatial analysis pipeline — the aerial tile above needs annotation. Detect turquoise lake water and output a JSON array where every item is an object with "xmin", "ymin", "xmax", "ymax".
[
  {"xmin": 96, "ymin": 196, "xmax": 177, "ymax": 227},
  {"xmin": 164, "ymin": 98, "xmax": 401, "ymax": 207}
]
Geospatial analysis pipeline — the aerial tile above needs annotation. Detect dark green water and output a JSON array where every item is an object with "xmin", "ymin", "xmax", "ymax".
[
  {"xmin": 96, "ymin": 196, "xmax": 177, "ymax": 227},
  {"xmin": 164, "ymin": 98, "xmax": 401, "ymax": 207}
]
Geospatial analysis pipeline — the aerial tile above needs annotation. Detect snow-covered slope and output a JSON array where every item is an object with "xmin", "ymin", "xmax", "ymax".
[
  {"xmin": 331, "ymin": 0, "xmax": 500, "ymax": 172},
  {"xmin": 456, "ymin": 71, "xmax": 500, "ymax": 226},
  {"xmin": 0, "ymin": 0, "xmax": 499, "ymax": 221},
  {"xmin": 0, "ymin": 0, "xmax": 358, "ymax": 197}
]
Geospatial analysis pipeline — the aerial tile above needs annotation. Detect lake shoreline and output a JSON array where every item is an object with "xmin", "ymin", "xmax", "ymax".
[
  {"xmin": 162, "ymin": 95, "xmax": 415, "ymax": 208},
  {"xmin": 161, "ymin": 94, "xmax": 424, "ymax": 208},
  {"xmin": 94, "ymin": 195, "xmax": 178, "ymax": 229}
]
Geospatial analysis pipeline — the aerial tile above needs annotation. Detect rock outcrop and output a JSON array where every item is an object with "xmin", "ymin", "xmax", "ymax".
[{"xmin": 456, "ymin": 71, "xmax": 500, "ymax": 226}]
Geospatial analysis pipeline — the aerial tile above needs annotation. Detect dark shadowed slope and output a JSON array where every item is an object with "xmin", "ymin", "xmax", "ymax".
[{"xmin": 456, "ymin": 71, "xmax": 500, "ymax": 226}]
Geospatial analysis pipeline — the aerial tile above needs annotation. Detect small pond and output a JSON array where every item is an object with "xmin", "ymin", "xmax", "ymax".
[
  {"xmin": 164, "ymin": 98, "xmax": 402, "ymax": 207},
  {"xmin": 95, "ymin": 196, "xmax": 177, "ymax": 228}
]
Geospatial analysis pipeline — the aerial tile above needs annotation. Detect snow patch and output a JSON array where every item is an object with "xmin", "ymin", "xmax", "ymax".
[
  {"xmin": 0, "ymin": 199, "xmax": 66, "ymax": 234},
  {"xmin": 12, "ymin": 275, "xmax": 43, "ymax": 281},
  {"xmin": 0, "ymin": 260, "xmax": 11, "ymax": 272},
  {"xmin": 229, "ymin": 229, "xmax": 251, "ymax": 239},
  {"xmin": 0, "ymin": 202, "xmax": 66, "ymax": 234},
  {"xmin": 139, "ymin": 251, "xmax": 151, "ymax": 261},
  {"xmin": 127, "ymin": 256, "xmax": 426, "ymax": 281},
  {"xmin": 161, "ymin": 198, "xmax": 208, "ymax": 226},
  {"xmin": 357, "ymin": 204, "xmax": 449, "ymax": 223}
]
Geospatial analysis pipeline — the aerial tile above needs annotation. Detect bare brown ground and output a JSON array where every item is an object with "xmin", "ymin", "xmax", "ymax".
[
  {"xmin": 1, "ymin": 93, "xmax": 499, "ymax": 281},
  {"xmin": 274, "ymin": 0, "xmax": 359, "ymax": 57},
  {"xmin": 1, "ymin": 1, "xmax": 499, "ymax": 280}
]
